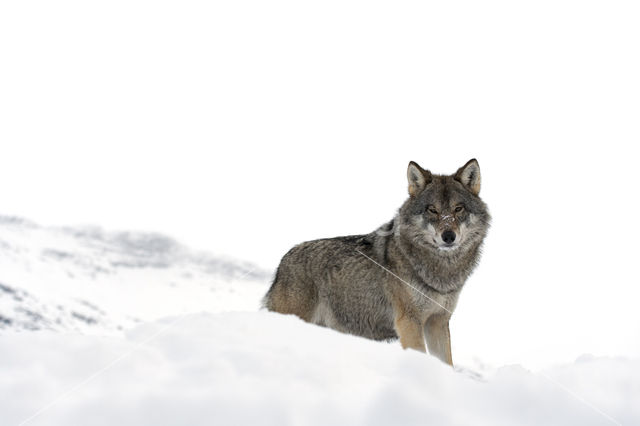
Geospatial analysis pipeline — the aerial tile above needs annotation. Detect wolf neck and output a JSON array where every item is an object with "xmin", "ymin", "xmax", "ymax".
[{"xmin": 391, "ymin": 227, "xmax": 481, "ymax": 294}]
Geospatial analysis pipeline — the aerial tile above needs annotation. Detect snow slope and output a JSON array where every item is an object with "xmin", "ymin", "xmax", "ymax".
[
  {"xmin": 1, "ymin": 312, "xmax": 637, "ymax": 426},
  {"xmin": 0, "ymin": 215, "xmax": 270, "ymax": 334},
  {"xmin": 1, "ymin": 216, "xmax": 638, "ymax": 425}
]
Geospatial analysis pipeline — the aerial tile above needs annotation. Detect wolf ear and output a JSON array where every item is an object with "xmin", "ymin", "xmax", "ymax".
[
  {"xmin": 455, "ymin": 159, "xmax": 481, "ymax": 195},
  {"xmin": 407, "ymin": 161, "xmax": 432, "ymax": 197}
]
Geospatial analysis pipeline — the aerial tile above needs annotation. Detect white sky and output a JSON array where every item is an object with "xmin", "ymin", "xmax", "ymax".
[{"xmin": 1, "ymin": 0, "xmax": 639, "ymax": 368}]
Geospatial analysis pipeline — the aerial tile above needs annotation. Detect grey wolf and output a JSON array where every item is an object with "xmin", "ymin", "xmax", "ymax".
[{"xmin": 263, "ymin": 159, "xmax": 490, "ymax": 365}]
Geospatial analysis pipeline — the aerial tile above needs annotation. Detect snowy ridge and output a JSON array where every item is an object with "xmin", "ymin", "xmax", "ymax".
[
  {"xmin": 0, "ymin": 215, "xmax": 638, "ymax": 425},
  {"xmin": 0, "ymin": 215, "xmax": 271, "ymax": 334},
  {"xmin": 1, "ymin": 312, "xmax": 637, "ymax": 426}
]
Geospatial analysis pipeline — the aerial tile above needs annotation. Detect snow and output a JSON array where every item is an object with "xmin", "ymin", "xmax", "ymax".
[
  {"xmin": 0, "ymin": 216, "xmax": 269, "ymax": 333},
  {"xmin": 1, "ymin": 312, "xmax": 637, "ymax": 426},
  {"xmin": 2, "ymin": 0, "xmax": 640, "ymax": 423},
  {"xmin": 1, "ymin": 217, "xmax": 638, "ymax": 425}
]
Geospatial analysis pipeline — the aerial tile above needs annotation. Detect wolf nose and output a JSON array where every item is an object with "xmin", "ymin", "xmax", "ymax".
[{"xmin": 442, "ymin": 230, "xmax": 456, "ymax": 244}]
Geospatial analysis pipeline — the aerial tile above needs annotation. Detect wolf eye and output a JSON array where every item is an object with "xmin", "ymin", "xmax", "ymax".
[
  {"xmin": 427, "ymin": 206, "xmax": 438, "ymax": 215},
  {"xmin": 454, "ymin": 205, "xmax": 465, "ymax": 213}
]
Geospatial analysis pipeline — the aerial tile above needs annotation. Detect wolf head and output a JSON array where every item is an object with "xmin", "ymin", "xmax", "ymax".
[{"xmin": 396, "ymin": 159, "xmax": 490, "ymax": 255}]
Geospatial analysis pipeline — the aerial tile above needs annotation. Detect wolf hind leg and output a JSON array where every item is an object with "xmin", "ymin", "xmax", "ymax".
[{"xmin": 263, "ymin": 279, "xmax": 318, "ymax": 323}]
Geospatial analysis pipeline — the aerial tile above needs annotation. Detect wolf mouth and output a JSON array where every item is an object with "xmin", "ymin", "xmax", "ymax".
[{"xmin": 428, "ymin": 237, "xmax": 461, "ymax": 252}]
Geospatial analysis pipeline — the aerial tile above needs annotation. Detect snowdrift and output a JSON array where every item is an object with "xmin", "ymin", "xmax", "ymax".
[
  {"xmin": 1, "ymin": 216, "xmax": 638, "ymax": 425},
  {"xmin": 1, "ymin": 312, "xmax": 637, "ymax": 426}
]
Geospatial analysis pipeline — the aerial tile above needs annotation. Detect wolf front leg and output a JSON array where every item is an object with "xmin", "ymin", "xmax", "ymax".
[
  {"xmin": 394, "ymin": 313, "xmax": 427, "ymax": 353},
  {"xmin": 424, "ymin": 314, "xmax": 453, "ymax": 366}
]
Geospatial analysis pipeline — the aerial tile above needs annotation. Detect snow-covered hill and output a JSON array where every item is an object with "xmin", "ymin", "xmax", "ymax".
[
  {"xmin": 1, "ymin": 215, "xmax": 638, "ymax": 425},
  {"xmin": 0, "ymin": 215, "xmax": 271, "ymax": 334},
  {"xmin": 1, "ymin": 312, "xmax": 637, "ymax": 426}
]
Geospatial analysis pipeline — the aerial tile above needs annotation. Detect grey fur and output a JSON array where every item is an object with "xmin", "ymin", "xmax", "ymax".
[{"xmin": 263, "ymin": 159, "xmax": 490, "ymax": 364}]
